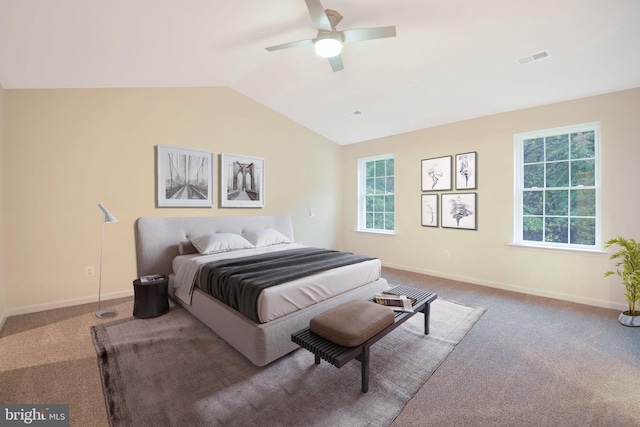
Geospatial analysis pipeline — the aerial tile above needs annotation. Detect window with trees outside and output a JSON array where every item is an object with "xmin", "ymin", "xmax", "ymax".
[
  {"xmin": 514, "ymin": 123, "xmax": 601, "ymax": 250},
  {"xmin": 358, "ymin": 154, "xmax": 395, "ymax": 233}
]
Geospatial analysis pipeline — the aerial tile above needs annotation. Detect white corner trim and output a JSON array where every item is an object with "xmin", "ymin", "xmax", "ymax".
[{"xmin": 0, "ymin": 309, "xmax": 7, "ymax": 334}]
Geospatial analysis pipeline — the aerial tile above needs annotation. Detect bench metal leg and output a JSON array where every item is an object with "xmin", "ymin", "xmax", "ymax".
[
  {"xmin": 424, "ymin": 302, "xmax": 431, "ymax": 335},
  {"xmin": 361, "ymin": 345, "xmax": 370, "ymax": 393},
  {"xmin": 315, "ymin": 354, "xmax": 320, "ymax": 365}
]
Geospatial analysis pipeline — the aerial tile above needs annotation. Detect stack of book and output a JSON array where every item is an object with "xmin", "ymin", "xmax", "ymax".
[
  {"xmin": 139, "ymin": 274, "xmax": 165, "ymax": 284},
  {"xmin": 374, "ymin": 291, "xmax": 417, "ymax": 312}
]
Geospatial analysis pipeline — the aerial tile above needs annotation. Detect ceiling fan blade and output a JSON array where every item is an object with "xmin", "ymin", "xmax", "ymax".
[
  {"xmin": 328, "ymin": 55, "xmax": 344, "ymax": 72},
  {"xmin": 265, "ymin": 38, "xmax": 314, "ymax": 52},
  {"xmin": 305, "ymin": 0, "xmax": 332, "ymax": 31},
  {"xmin": 342, "ymin": 26, "xmax": 397, "ymax": 43}
]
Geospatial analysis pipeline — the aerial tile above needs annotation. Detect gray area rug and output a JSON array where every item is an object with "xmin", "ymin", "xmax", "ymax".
[{"xmin": 91, "ymin": 299, "xmax": 485, "ymax": 427}]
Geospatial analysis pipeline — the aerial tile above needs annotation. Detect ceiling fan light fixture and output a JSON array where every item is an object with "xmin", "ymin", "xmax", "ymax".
[
  {"xmin": 264, "ymin": 0, "xmax": 397, "ymax": 71},
  {"xmin": 314, "ymin": 37, "xmax": 342, "ymax": 58}
]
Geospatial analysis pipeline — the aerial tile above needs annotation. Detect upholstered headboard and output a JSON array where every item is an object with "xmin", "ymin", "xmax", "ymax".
[{"xmin": 134, "ymin": 215, "xmax": 294, "ymax": 277}]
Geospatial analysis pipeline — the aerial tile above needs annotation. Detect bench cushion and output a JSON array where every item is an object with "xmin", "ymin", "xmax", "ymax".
[{"xmin": 310, "ymin": 300, "xmax": 395, "ymax": 347}]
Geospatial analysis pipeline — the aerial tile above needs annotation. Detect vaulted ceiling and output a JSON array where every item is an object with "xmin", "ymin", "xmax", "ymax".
[{"xmin": 1, "ymin": 0, "xmax": 639, "ymax": 144}]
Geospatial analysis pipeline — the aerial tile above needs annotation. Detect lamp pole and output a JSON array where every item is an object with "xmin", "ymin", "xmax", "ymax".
[{"xmin": 96, "ymin": 203, "xmax": 118, "ymax": 319}]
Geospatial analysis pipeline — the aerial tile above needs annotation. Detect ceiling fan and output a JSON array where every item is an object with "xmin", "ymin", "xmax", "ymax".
[{"xmin": 265, "ymin": 0, "xmax": 396, "ymax": 72}]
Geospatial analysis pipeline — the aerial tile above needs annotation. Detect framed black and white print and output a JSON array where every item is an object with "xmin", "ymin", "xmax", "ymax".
[
  {"xmin": 157, "ymin": 145, "xmax": 214, "ymax": 207},
  {"xmin": 456, "ymin": 151, "xmax": 477, "ymax": 190},
  {"xmin": 441, "ymin": 193, "xmax": 477, "ymax": 230},
  {"xmin": 421, "ymin": 155, "xmax": 452, "ymax": 191},
  {"xmin": 421, "ymin": 194, "xmax": 439, "ymax": 227},
  {"xmin": 220, "ymin": 153, "xmax": 265, "ymax": 207}
]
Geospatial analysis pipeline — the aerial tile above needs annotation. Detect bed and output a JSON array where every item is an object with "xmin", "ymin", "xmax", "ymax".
[{"xmin": 134, "ymin": 215, "xmax": 389, "ymax": 366}]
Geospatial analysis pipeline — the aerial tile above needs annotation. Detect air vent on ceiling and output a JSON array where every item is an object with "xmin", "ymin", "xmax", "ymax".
[{"xmin": 517, "ymin": 50, "xmax": 551, "ymax": 65}]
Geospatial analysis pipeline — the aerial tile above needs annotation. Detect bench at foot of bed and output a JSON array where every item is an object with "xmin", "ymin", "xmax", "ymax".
[{"xmin": 291, "ymin": 285, "xmax": 438, "ymax": 392}]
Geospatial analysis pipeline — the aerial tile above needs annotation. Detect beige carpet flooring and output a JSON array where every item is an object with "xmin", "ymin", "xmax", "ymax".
[
  {"xmin": 91, "ymin": 298, "xmax": 483, "ymax": 426},
  {"xmin": 1, "ymin": 268, "xmax": 640, "ymax": 426}
]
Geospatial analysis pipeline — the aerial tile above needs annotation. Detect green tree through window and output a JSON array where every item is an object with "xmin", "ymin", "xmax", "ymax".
[
  {"xmin": 515, "ymin": 123, "xmax": 600, "ymax": 249},
  {"xmin": 359, "ymin": 154, "xmax": 395, "ymax": 233}
]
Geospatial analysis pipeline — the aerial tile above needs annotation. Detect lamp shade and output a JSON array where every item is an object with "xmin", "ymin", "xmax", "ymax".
[
  {"xmin": 98, "ymin": 203, "xmax": 119, "ymax": 223},
  {"xmin": 314, "ymin": 37, "xmax": 342, "ymax": 58}
]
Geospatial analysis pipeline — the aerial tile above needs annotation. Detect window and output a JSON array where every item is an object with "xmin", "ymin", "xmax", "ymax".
[
  {"xmin": 358, "ymin": 154, "xmax": 395, "ymax": 233},
  {"xmin": 514, "ymin": 123, "xmax": 601, "ymax": 250}
]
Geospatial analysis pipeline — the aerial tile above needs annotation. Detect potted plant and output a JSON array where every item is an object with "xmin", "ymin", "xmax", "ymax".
[{"xmin": 604, "ymin": 236, "xmax": 640, "ymax": 327}]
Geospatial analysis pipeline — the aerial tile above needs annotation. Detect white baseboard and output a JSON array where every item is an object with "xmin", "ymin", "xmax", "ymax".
[
  {"xmin": 3, "ymin": 289, "xmax": 134, "ymax": 318},
  {"xmin": 382, "ymin": 262, "xmax": 627, "ymax": 312}
]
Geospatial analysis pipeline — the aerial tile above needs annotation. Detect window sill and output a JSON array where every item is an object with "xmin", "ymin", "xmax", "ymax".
[
  {"xmin": 509, "ymin": 242, "xmax": 606, "ymax": 255},
  {"xmin": 356, "ymin": 229, "xmax": 396, "ymax": 236}
]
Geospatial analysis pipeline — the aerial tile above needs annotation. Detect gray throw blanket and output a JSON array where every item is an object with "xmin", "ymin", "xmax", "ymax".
[{"xmin": 199, "ymin": 247, "xmax": 375, "ymax": 323}]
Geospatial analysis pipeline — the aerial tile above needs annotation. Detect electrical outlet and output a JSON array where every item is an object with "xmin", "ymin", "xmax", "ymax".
[{"xmin": 85, "ymin": 266, "xmax": 95, "ymax": 276}]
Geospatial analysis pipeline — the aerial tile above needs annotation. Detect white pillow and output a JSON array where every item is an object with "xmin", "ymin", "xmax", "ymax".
[
  {"xmin": 244, "ymin": 229, "xmax": 292, "ymax": 247},
  {"xmin": 191, "ymin": 233, "xmax": 255, "ymax": 255}
]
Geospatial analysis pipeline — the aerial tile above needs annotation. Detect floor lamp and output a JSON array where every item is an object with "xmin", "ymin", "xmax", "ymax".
[{"xmin": 96, "ymin": 203, "xmax": 119, "ymax": 319}]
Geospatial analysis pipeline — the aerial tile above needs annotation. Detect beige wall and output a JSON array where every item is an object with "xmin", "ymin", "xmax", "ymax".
[
  {"xmin": 0, "ymin": 82, "xmax": 5, "ymax": 324},
  {"xmin": 341, "ymin": 88, "xmax": 640, "ymax": 311},
  {"xmin": 3, "ymin": 85, "xmax": 639, "ymax": 315},
  {"xmin": 3, "ymin": 87, "xmax": 341, "ymax": 314}
]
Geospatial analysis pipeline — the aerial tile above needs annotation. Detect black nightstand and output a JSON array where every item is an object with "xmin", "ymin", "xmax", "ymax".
[{"xmin": 133, "ymin": 275, "xmax": 169, "ymax": 319}]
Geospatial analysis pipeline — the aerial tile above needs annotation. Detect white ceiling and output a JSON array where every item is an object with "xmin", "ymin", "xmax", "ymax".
[{"xmin": 1, "ymin": 0, "xmax": 639, "ymax": 145}]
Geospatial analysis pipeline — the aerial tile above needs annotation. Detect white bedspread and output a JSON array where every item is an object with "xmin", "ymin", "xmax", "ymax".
[{"xmin": 171, "ymin": 244, "xmax": 383, "ymax": 323}]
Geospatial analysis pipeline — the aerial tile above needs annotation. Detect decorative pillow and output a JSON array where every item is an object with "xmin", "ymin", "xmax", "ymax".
[
  {"xmin": 191, "ymin": 233, "xmax": 255, "ymax": 255},
  {"xmin": 243, "ymin": 229, "xmax": 291, "ymax": 247},
  {"xmin": 178, "ymin": 240, "xmax": 198, "ymax": 255}
]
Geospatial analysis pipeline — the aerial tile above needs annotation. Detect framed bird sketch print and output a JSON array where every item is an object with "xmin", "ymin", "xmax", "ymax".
[
  {"xmin": 421, "ymin": 155, "xmax": 452, "ymax": 191},
  {"xmin": 455, "ymin": 151, "xmax": 477, "ymax": 190},
  {"xmin": 421, "ymin": 194, "xmax": 439, "ymax": 227},
  {"xmin": 441, "ymin": 193, "xmax": 477, "ymax": 230}
]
